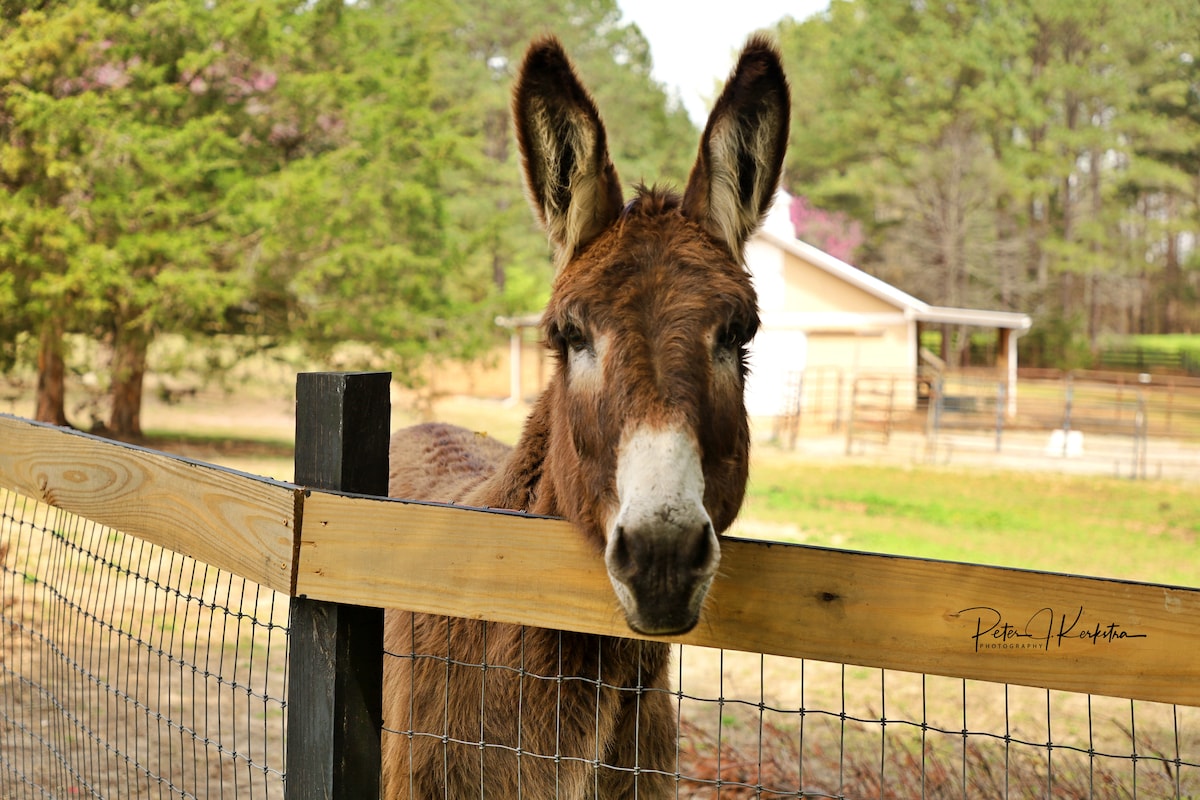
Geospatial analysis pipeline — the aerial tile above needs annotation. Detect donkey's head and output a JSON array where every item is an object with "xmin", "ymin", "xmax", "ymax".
[{"xmin": 514, "ymin": 36, "xmax": 789, "ymax": 636}]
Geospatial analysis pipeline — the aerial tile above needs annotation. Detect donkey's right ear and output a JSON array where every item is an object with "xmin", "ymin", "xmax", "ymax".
[
  {"xmin": 513, "ymin": 37, "xmax": 624, "ymax": 269},
  {"xmin": 682, "ymin": 36, "xmax": 789, "ymax": 259}
]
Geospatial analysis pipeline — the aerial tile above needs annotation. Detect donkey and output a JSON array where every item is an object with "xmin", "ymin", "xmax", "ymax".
[{"xmin": 383, "ymin": 35, "xmax": 789, "ymax": 799}]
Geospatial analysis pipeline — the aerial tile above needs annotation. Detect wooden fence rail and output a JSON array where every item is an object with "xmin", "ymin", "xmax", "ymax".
[{"xmin": 3, "ymin": 389, "xmax": 1199, "ymax": 712}]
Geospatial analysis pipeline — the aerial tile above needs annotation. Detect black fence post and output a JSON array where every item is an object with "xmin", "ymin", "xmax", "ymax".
[{"xmin": 287, "ymin": 372, "xmax": 390, "ymax": 800}]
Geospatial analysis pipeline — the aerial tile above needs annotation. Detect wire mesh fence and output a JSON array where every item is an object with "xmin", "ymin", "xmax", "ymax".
[
  {"xmin": 0, "ymin": 488, "xmax": 289, "ymax": 799},
  {"xmin": 6, "ymin": 470, "xmax": 1200, "ymax": 799},
  {"xmin": 675, "ymin": 649, "xmax": 1200, "ymax": 799},
  {"xmin": 382, "ymin": 623, "xmax": 1200, "ymax": 798},
  {"xmin": 3, "ymin": 405, "xmax": 1200, "ymax": 799}
]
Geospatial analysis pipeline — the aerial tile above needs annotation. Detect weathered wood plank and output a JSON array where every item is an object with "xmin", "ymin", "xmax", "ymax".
[
  {"xmin": 296, "ymin": 492, "xmax": 608, "ymax": 626},
  {"xmin": 296, "ymin": 490, "xmax": 1200, "ymax": 707},
  {"xmin": 5, "ymin": 412, "xmax": 1198, "ymax": 708},
  {"xmin": 0, "ymin": 414, "xmax": 297, "ymax": 593}
]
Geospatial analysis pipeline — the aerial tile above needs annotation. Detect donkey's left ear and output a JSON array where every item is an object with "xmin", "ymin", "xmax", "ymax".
[
  {"xmin": 513, "ymin": 37, "xmax": 624, "ymax": 269},
  {"xmin": 682, "ymin": 35, "xmax": 790, "ymax": 258}
]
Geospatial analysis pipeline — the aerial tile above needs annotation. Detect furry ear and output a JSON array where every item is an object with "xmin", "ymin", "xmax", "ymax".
[
  {"xmin": 682, "ymin": 35, "xmax": 790, "ymax": 258},
  {"xmin": 513, "ymin": 37, "xmax": 624, "ymax": 270}
]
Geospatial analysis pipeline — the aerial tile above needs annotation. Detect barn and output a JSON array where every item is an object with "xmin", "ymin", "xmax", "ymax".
[{"xmin": 743, "ymin": 192, "xmax": 1032, "ymax": 421}]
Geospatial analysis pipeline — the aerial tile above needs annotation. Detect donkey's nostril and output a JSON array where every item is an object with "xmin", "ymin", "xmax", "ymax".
[
  {"xmin": 609, "ymin": 525, "xmax": 638, "ymax": 579},
  {"xmin": 689, "ymin": 522, "xmax": 717, "ymax": 573}
]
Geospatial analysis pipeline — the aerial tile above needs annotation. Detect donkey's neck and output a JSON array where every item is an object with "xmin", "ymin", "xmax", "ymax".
[
  {"xmin": 475, "ymin": 390, "xmax": 554, "ymax": 514},
  {"xmin": 476, "ymin": 385, "xmax": 604, "ymax": 549}
]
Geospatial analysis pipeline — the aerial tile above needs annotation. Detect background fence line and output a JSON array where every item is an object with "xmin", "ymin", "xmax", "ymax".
[
  {"xmin": 3, "ymin": 371, "xmax": 1200, "ymax": 797},
  {"xmin": 778, "ymin": 367, "xmax": 1200, "ymax": 480}
]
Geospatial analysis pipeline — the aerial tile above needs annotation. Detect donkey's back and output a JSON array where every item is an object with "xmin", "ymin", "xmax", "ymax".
[{"xmin": 387, "ymin": 422, "xmax": 510, "ymax": 504}]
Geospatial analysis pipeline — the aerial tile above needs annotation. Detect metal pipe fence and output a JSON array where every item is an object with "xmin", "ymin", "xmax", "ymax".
[{"xmin": 778, "ymin": 368, "xmax": 1200, "ymax": 479}]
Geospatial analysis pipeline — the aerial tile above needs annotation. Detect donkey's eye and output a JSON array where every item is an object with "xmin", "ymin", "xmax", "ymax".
[
  {"xmin": 558, "ymin": 322, "xmax": 591, "ymax": 354},
  {"xmin": 716, "ymin": 322, "xmax": 748, "ymax": 353}
]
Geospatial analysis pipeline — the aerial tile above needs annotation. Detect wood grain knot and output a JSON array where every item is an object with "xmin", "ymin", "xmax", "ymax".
[{"xmin": 36, "ymin": 473, "xmax": 53, "ymax": 502}]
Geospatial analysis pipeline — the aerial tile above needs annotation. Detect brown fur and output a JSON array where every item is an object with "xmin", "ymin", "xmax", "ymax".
[{"xmin": 383, "ymin": 35, "xmax": 789, "ymax": 799}]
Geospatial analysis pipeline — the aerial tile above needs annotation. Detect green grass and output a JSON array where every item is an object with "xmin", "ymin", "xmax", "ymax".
[
  {"xmin": 1109, "ymin": 333, "xmax": 1200, "ymax": 353},
  {"xmin": 737, "ymin": 452, "xmax": 1200, "ymax": 588}
]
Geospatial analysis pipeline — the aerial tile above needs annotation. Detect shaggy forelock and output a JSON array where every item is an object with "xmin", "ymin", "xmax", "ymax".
[{"xmin": 619, "ymin": 185, "xmax": 683, "ymax": 220}]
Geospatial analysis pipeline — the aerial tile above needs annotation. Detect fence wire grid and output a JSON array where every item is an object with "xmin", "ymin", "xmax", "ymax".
[
  {"xmin": 384, "ymin": 621, "xmax": 1200, "ymax": 799},
  {"xmin": 4, "ymin": 483, "xmax": 1200, "ymax": 799},
  {"xmin": 0, "ymin": 488, "xmax": 288, "ymax": 799}
]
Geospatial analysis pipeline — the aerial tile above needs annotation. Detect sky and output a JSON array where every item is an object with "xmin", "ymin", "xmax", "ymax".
[{"xmin": 615, "ymin": 0, "xmax": 830, "ymax": 125}]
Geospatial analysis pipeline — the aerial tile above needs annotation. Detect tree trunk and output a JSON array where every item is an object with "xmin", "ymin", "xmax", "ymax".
[
  {"xmin": 35, "ymin": 319, "xmax": 70, "ymax": 427},
  {"xmin": 109, "ymin": 326, "xmax": 149, "ymax": 438},
  {"xmin": 1163, "ymin": 194, "xmax": 1181, "ymax": 333},
  {"xmin": 491, "ymin": 248, "xmax": 506, "ymax": 292},
  {"xmin": 1087, "ymin": 147, "xmax": 1102, "ymax": 351}
]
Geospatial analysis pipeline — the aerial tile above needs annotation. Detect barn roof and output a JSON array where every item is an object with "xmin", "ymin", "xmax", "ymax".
[{"xmin": 754, "ymin": 195, "xmax": 1031, "ymax": 332}]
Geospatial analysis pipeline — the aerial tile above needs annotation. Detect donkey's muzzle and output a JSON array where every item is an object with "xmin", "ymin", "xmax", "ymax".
[{"xmin": 606, "ymin": 519, "xmax": 719, "ymax": 636}]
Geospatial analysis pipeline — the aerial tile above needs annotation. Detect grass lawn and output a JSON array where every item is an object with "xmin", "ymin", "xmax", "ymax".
[
  {"xmin": 732, "ymin": 451, "xmax": 1200, "ymax": 588},
  {"xmin": 1111, "ymin": 332, "xmax": 1200, "ymax": 352}
]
